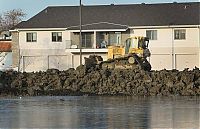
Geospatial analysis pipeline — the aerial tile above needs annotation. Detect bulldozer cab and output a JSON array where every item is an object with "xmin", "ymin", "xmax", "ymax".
[{"xmin": 125, "ymin": 36, "xmax": 149, "ymax": 54}]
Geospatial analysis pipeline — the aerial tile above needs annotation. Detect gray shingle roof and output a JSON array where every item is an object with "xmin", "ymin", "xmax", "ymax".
[{"xmin": 14, "ymin": 2, "xmax": 200, "ymax": 29}]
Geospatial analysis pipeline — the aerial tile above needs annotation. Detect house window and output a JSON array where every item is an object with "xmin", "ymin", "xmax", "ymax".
[
  {"xmin": 52, "ymin": 32, "xmax": 62, "ymax": 42},
  {"xmin": 26, "ymin": 32, "xmax": 37, "ymax": 42},
  {"xmin": 82, "ymin": 33, "xmax": 92, "ymax": 48},
  {"xmin": 174, "ymin": 29, "xmax": 186, "ymax": 40},
  {"xmin": 146, "ymin": 30, "xmax": 157, "ymax": 40},
  {"xmin": 108, "ymin": 32, "xmax": 121, "ymax": 45}
]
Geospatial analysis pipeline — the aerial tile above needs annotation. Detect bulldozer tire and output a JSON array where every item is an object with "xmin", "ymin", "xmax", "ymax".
[{"xmin": 128, "ymin": 56, "xmax": 135, "ymax": 64}]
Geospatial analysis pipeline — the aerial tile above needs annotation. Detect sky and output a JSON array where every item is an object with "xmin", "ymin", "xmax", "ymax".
[{"xmin": 0, "ymin": 0, "xmax": 198, "ymax": 20}]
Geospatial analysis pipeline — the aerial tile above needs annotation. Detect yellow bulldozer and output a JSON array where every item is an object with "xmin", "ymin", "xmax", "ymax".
[{"xmin": 85, "ymin": 36, "xmax": 151, "ymax": 71}]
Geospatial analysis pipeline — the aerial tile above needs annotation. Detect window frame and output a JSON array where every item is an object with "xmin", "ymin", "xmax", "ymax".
[
  {"xmin": 26, "ymin": 32, "xmax": 37, "ymax": 42},
  {"xmin": 146, "ymin": 30, "xmax": 157, "ymax": 40},
  {"xmin": 82, "ymin": 33, "xmax": 92, "ymax": 48},
  {"xmin": 174, "ymin": 29, "xmax": 186, "ymax": 40},
  {"xmin": 108, "ymin": 32, "xmax": 122, "ymax": 46},
  {"xmin": 52, "ymin": 32, "xmax": 62, "ymax": 42}
]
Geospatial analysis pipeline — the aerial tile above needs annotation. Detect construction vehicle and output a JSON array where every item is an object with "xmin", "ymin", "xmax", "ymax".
[{"xmin": 84, "ymin": 36, "xmax": 151, "ymax": 71}]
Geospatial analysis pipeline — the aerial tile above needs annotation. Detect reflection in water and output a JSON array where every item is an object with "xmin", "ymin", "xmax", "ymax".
[
  {"xmin": 0, "ymin": 96, "xmax": 199, "ymax": 128},
  {"xmin": 150, "ymin": 97, "xmax": 199, "ymax": 129}
]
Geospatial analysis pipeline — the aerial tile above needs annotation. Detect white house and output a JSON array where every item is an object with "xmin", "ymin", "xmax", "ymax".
[{"xmin": 11, "ymin": 2, "xmax": 200, "ymax": 72}]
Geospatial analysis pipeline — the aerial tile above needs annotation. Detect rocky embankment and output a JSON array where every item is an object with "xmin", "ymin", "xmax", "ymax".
[{"xmin": 0, "ymin": 65, "xmax": 200, "ymax": 96}]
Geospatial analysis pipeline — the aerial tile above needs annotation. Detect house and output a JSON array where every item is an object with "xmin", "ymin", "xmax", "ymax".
[
  {"xmin": 0, "ymin": 40, "xmax": 12, "ymax": 71},
  {"xmin": 10, "ymin": 2, "xmax": 200, "ymax": 72}
]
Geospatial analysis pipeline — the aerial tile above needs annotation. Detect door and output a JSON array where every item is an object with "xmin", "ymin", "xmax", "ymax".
[
  {"xmin": 175, "ymin": 54, "xmax": 198, "ymax": 70},
  {"xmin": 150, "ymin": 54, "xmax": 172, "ymax": 70},
  {"xmin": 23, "ymin": 56, "xmax": 48, "ymax": 72}
]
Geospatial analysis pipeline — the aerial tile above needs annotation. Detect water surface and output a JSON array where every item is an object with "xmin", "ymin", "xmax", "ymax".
[{"xmin": 0, "ymin": 96, "xmax": 199, "ymax": 128}]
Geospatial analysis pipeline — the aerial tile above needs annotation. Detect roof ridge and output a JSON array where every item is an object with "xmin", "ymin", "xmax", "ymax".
[{"xmin": 67, "ymin": 22, "xmax": 128, "ymax": 29}]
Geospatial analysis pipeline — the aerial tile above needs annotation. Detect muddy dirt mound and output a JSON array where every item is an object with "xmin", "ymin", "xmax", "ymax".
[{"xmin": 0, "ymin": 66, "xmax": 199, "ymax": 96}]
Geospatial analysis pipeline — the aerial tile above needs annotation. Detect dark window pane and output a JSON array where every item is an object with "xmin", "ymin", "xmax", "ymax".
[
  {"xmin": 52, "ymin": 36, "xmax": 56, "ymax": 41},
  {"xmin": 26, "ymin": 33, "xmax": 37, "ymax": 42},
  {"xmin": 57, "ymin": 36, "xmax": 62, "ymax": 42},
  {"xmin": 146, "ymin": 30, "xmax": 151, "ymax": 40},
  {"xmin": 174, "ymin": 29, "xmax": 186, "ymax": 40},
  {"xmin": 52, "ymin": 32, "xmax": 62, "ymax": 42},
  {"xmin": 146, "ymin": 30, "xmax": 157, "ymax": 40},
  {"xmin": 27, "ymin": 33, "xmax": 31, "ymax": 42}
]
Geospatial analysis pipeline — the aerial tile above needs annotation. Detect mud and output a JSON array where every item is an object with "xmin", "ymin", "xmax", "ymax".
[{"xmin": 0, "ymin": 66, "xmax": 199, "ymax": 96}]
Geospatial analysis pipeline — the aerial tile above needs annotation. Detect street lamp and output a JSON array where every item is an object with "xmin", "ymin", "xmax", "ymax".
[{"xmin": 79, "ymin": 0, "xmax": 82, "ymax": 65}]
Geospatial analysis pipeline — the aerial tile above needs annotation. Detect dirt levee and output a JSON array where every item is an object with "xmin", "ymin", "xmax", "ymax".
[{"xmin": 0, "ymin": 66, "xmax": 199, "ymax": 96}]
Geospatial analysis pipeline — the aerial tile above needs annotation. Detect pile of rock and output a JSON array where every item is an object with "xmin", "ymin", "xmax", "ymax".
[{"xmin": 0, "ymin": 65, "xmax": 199, "ymax": 96}]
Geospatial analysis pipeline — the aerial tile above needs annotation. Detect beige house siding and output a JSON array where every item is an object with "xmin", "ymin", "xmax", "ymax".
[
  {"xmin": 14, "ymin": 30, "xmax": 72, "ymax": 72},
  {"xmin": 12, "ymin": 26, "xmax": 200, "ymax": 72},
  {"xmin": 131, "ymin": 27, "xmax": 200, "ymax": 70},
  {"xmin": 19, "ymin": 31, "xmax": 70, "ymax": 49}
]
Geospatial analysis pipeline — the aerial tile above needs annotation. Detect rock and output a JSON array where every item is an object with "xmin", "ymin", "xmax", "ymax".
[
  {"xmin": 76, "ymin": 65, "xmax": 87, "ymax": 78},
  {"xmin": 46, "ymin": 69, "xmax": 60, "ymax": 74},
  {"xmin": 0, "ymin": 83, "xmax": 3, "ymax": 89}
]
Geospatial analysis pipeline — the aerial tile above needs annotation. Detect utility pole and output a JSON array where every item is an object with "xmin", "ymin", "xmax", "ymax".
[{"xmin": 79, "ymin": 0, "xmax": 82, "ymax": 65}]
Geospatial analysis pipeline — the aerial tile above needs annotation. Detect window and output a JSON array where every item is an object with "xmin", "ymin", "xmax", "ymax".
[
  {"xmin": 108, "ymin": 32, "xmax": 121, "ymax": 45},
  {"xmin": 52, "ymin": 32, "xmax": 62, "ymax": 42},
  {"xmin": 82, "ymin": 33, "xmax": 92, "ymax": 48},
  {"xmin": 146, "ymin": 30, "xmax": 157, "ymax": 40},
  {"xmin": 26, "ymin": 33, "xmax": 37, "ymax": 42},
  {"xmin": 174, "ymin": 29, "xmax": 186, "ymax": 40}
]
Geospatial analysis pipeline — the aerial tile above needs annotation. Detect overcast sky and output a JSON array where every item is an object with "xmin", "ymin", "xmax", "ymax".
[{"xmin": 0, "ymin": 0, "xmax": 198, "ymax": 20}]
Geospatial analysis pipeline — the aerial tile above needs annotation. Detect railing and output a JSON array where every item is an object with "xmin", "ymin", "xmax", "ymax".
[{"xmin": 66, "ymin": 40, "xmax": 111, "ymax": 49}]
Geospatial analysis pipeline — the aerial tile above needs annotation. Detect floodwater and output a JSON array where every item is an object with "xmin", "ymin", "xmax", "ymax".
[{"xmin": 0, "ymin": 96, "xmax": 199, "ymax": 129}]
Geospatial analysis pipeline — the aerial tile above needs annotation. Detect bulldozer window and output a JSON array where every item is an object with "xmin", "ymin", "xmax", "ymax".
[
  {"xmin": 125, "ymin": 39, "xmax": 131, "ymax": 54},
  {"xmin": 131, "ymin": 38, "xmax": 139, "ymax": 49}
]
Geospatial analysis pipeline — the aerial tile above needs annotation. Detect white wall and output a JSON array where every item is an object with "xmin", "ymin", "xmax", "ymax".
[
  {"xmin": 131, "ymin": 28, "xmax": 199, "ymax": 48},
  {"xmin": 18, "ymin": 30, "xmax": 72, "ymax": 72},
  {"xmin": 131, "ymin": 27, "xmax": 200, "ymax": 70},
  {"xmin": 18, "ymin": 26, "xmax": 200, "ymax": 71},
  {"xmin": 19, "ymin": 30, "xmax": 71, "ymax": 49},
  {"xmin": 173, "ymin": 28, "xmax": 199, "ymax": 47}
]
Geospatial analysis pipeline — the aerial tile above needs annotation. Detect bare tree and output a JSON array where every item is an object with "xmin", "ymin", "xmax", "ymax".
[
  {"xmin": 0, "ymin": 14, "xmax": 3, "ymax": 32},
  {"xmin": 0, "ymin": 9, "xmax": 26, "ymax": 31}
]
